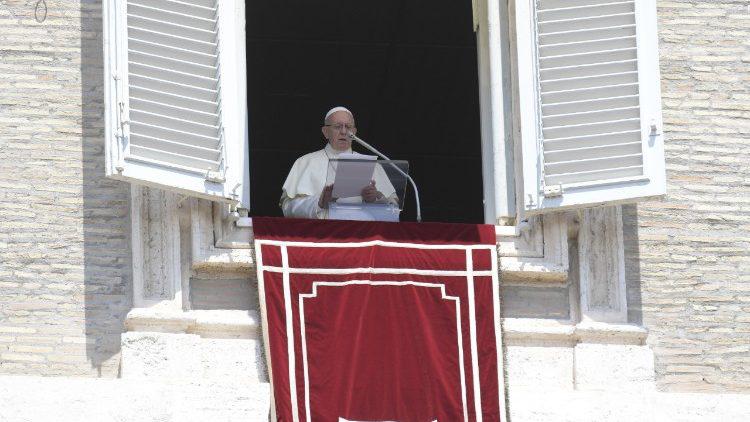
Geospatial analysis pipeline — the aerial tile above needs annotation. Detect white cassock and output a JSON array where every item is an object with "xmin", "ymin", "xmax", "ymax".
[{"xmin": 280, "ymin": 143, "xmax": 398, "ymax": 219}]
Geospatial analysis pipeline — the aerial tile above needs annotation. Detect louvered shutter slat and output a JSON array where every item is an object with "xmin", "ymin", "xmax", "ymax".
[
  {"xmin": 545, "ymin": 152, "xmax": 642, "ymax": 174},
  {"xmin": 543, "ymin": 94, "xmax": 638, "ymax": 115},
  {"xmin": 543, "ymin": 106, "xmax": 640, "ymax": 127},
  {"xmin": 130, "ymin": 134, "xmax": 220, "ymax": 161},
  {"xmin": 540, "ymin": 36, "xmax": 636, "ymax": 58},
  {"xmin": 128, "ymin": 74, "xmax": 218, "ymax": 101},
  {"xmin": 539, "ymin": 0, "xmax": 627, "ymax": 9},
  {"xmin": 129, "ymin": 52, "xmax": 217, "ymax": 79},
  {"xmin": 130, "ymin": 145, "xmax": 220, "ymax": 170},
  {"xmin": 540, "ymin": 47, "xmax": 637, "ymax": 69},
  {"xmin": 538, "ymin": 1, "xmax": 634, "ymax": 21},
  {"xmin": 545, "ymin": 165, "xmax": 643, "ymax": 186},
  {"xmin": 128, "ymin": 16, "xmax": 217, "ymax": 44},
  {"xmin": 130, "ymin": 110, "xmax": 219, "ymax": 138},
  {"xmin": 127, "ymin": 28, "xmax": 216, "ymax": 55},
  {"xmin": 128, "ymin": 39, "xmax": 218, "ymax": 67},
  {"xmin": 543, "ymin": 130, "xmax": 640, "ymax": 151},
  {"xmin": 539, "ymin": 13, "xmax": 635, "ymax": 34},
  {"xmin": 545, "ymin": 141, "xmax": 642, "ymax": 161},
  {"xmin": 542, "ymin": 59, "xmax": 637, "ymax": 81},
  {"xmin": 543, "ymin": 118, "xmax": 640, "ymax": 139},
  {"xmin": 129, "ymin": 63, "xmax": 217, "ymax": 90},
  {"xmin": 539, "ymin": 24, "xmax": 635, "ymax": 45},
  {"xmin": 129, "ymin": 86, "xmax": 218, "ymax": 114},
  {"xmin": 542, "ymin": 71, "xmax": 637, "ymax": 92},
  {"xmin": 130, "ymin": 98, "xmax": 219, "ymax": 126},
  {"xmin": 180, "ymin": 0, "xmax": 217, "ymax": 8},
  {"xmin": 128, "ymin": 3, "xmax": 217, "ymax": 31},
  {"xmin": 129, "ymin": 122, "xmax": 220, "ymax": 149},
  {"xmin": 541, "ymin": 83, "xmax": 637, "ymax": 104},
  {"xmin": 139, "ymin": 0, "xmax": 217, "ymax": 20}
]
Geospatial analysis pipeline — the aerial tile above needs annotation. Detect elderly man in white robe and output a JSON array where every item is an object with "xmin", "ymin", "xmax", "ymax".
[{"xmin": 280, "ymin": 107, "xmax": 397, "ymax": 219}]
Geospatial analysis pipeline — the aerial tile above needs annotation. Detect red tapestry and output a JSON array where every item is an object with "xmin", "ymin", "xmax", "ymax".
[{"xmin": 254, "ymin": 217, "xmax": 505, "ymax": 422}]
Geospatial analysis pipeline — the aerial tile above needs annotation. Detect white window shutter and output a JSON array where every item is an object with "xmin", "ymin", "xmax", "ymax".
[
  {"xmin": 515, "ymin": 0, "xmax": 666, "ymax": 215},
  {"xmin": 103, "ymin": 0, "xmax": 249, "ymax": 208}
]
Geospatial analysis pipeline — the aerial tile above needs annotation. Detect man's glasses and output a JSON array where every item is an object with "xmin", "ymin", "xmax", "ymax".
[{"xmin": 325, "ymin": 123, "xmax": 356, "ymax": 132}]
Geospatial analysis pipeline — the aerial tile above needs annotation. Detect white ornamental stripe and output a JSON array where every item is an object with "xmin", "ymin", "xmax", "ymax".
[
  {"xmin": 261, "ymin": 266, "xmax": 494, "ymax": 277},
  {"xmin": 339, "ymin": 419, "xmax": 438, "ymax": 422},
  {"xmin": 300, "ymin": 281, "xmax": 468, "ymax": 422},
  {"xmin": 490, "ymin": 246, "xmax": 505, "ymax": 417},
  {"xmin": 466, "ymin": 249, "xmax": 482, "ymax": 422},
  {"xmin": 254, "ymin": 239, "xmax": 278, "ymax": 422},
  {"xmin": 256, "ymin": 239, "xmax": 496, "ymax": 251},
  {"xmin": 281, "ymin": 246, "xmax": 301, "ymax": 422}
]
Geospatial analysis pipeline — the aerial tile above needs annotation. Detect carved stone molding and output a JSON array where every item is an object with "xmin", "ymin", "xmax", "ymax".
[
  {"xmin": 190, "ymin": 199, "xmax": 253, "ymax": 270},
  {"xmin": 577, "ymin": 205, "xmax": 628, "ymax": 323},
  {"xmin": 131, "ymin": 185, "xmax": 183, "ymax": 309},
  {"xmin": 498, "ymin": 212, "xmax": 570, "ymax": 284}
]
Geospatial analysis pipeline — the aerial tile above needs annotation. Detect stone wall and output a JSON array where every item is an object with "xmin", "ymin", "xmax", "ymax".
[
  {"xmin": 0, "ymin": 0, "xmax": 131, "ymax": 376},
  {"xmin": 623, "ymin": 0, "xmax": 750, "ymax": 392}
]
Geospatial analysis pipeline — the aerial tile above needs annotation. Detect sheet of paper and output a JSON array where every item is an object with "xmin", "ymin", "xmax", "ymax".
[{"xmin": 331, "ymin": 153, "xmax": 377, "ymax": 199}]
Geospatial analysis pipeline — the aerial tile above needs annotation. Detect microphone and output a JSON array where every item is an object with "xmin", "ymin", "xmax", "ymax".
[{"xmin": 347, "ymin": 132, "xmax": 422, "ymax": 223}]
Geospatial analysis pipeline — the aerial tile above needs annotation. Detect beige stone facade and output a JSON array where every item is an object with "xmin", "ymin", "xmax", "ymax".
[
  {"xmin": 624, "ymin": 0, "xmax": 750, "ymax": 393},
  {"xmin": 0, "ymin": 0, "xmax": 130, "ymax": 377},
  {"xmin": 0, "ymin": 0, "xmax": 749, "ymax": 419}
]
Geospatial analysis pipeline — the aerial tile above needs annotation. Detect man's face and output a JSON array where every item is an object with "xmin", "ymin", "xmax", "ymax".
[{"xmin": 322, "ymin": 110, "xmax": 356, "ymax": 152}]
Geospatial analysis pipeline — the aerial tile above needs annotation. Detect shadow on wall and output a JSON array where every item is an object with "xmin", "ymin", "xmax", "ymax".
[
  {"xmin": 622, "ymin": 204, "xmax": 643, "ymax": 326},
  {"xmin": 81, "ymin": 1, "xmax": 133, "ymax": 377}
]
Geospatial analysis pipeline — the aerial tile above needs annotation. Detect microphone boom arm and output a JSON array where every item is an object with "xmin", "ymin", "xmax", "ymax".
[{"xmin": 348, "ymin": 132, "xmax": 422, "ymax": 222}]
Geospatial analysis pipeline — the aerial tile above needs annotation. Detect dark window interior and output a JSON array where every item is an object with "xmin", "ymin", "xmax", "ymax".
[{"xmin": 247, "ymin": 0, "xmax": 483, "ymax": 223}]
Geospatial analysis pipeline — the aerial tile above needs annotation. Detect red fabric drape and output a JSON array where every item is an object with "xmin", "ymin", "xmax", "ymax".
[{"xmin": 254, "ymin": 217, "xmax": 505, "ymax": 422}]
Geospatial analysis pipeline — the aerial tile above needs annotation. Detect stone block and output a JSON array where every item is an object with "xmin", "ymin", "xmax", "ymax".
[
  {"xmin": 120, "ymin": 331, "xmax": 265, "ymax": 384},
  {"xmin": 505, "ymin": 345, "xmax": 574, "ymax": 391},
  {"xmin": 574, "ymin": 344, "xmax": 655, "ymax": 392}
]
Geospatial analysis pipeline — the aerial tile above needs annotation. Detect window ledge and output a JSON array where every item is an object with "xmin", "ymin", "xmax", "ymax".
[
  {"xmin": 503, "ymin": 318, "xmax": 648, "ymax": 346},
  {"xmin": 124, "ymin": 308, "xmax": 260, "ymax": 339},
  {"xmin": 192, "ymin": 247, "xmax": 254, "ymax": 271}
]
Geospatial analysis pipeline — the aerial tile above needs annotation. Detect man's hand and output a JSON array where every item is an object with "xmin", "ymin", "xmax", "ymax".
[
  {"xmin": 361, "ymin": 180, "xmax": 383, "ymax": 203},
  {"xmin": 318, "ymin": 185, "xmax": 334, "ymax": 209}
]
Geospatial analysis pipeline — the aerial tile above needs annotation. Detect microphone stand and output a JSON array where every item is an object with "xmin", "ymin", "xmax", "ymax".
[{"xmin": 348, "ymin": 133, "xmax": 422, "ymax": 223}]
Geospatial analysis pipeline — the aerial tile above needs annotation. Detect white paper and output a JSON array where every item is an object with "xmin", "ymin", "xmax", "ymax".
[{"xmin": 330, "ymin": 153, "xmax": 377, "ymax": 199}]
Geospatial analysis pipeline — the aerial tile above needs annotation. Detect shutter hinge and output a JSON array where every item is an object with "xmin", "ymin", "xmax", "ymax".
[
  {"xmin": 650, "ymin": 119, "xmax": 661, "ymax": 136},
  {"xmin": 525, "ymin": 194, "xmax": 535, "ymax": 209},
  {"xmin": 543, "ymin": 183, "xmax": 564, "ymax": 197},
  {"xmin": 205, "ymin": 169, "xmax": 226, "ymax": 183}
]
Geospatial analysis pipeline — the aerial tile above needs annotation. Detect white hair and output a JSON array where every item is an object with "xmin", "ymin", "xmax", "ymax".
[{"xmin": 324, "ymin": 106, "xmax": 353, "ymax": 124}]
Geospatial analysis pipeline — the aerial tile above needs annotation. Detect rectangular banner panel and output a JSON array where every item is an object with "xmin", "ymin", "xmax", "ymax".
[{"xmin": 254, "ymin": 217, "xmax": 506, "ymax": 422}]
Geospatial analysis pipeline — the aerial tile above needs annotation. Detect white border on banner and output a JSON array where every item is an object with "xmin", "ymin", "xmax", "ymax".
[
  {"xmin": 262, "ymin": 266, "xmax": 495, "ymax": 277},
  {"xmin": 465, "ymin": 249, "xmax": 482, "ymax": 422},
  {"xmin": 299, "ymin": 281, "xmax": 469, "ymax": 422},
  {"xmin": 254, "ymin": 241, "xmax": 277, "ymax": 422},
  {"xmin": 281, "ymin": 246, "xmax": 301, "ymax": 421},
  {"xmin": 258, "ymin": 239, "xmax": 496, "ymax": 250}
]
